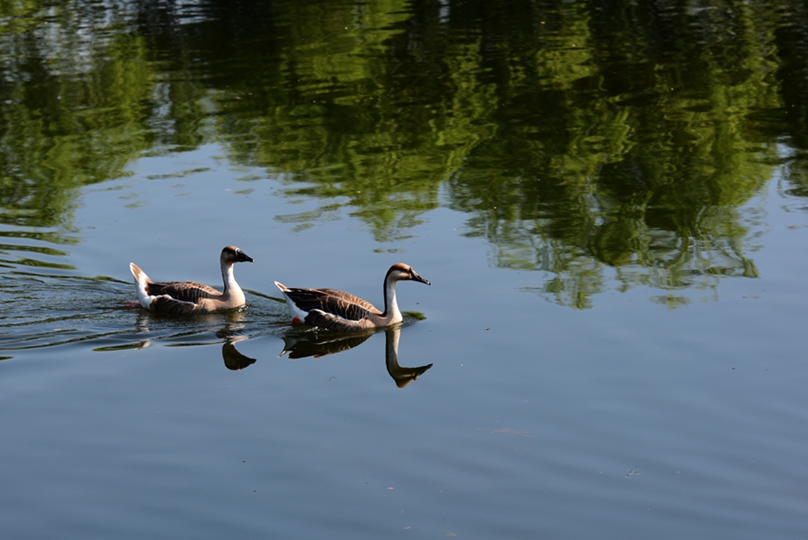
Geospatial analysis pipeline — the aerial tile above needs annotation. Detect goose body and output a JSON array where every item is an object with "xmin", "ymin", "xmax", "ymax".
[
  {"xmin": 275, "ymin": 263, "xmax": 430, "ymax": 331},
  {"xmin": 129, "ymin": 245, "xmax": 254, "ymax": 314}
]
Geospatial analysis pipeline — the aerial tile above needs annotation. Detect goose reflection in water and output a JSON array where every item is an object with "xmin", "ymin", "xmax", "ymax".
[
  {"xmin": 222, "ymin": 336, "xmax": 256, "ymax": 370},
  {"xmin": 383, "ymin": 326, "xmax": 433, "ymax": 388},
  {"xmin": 125, "ymin": 308, "xmax": 257, "ymax": 370},
  {"xmin": 278, "ymin": 324, "xmax": 432, "ymax": 388},
  {"xmin": 132, "ymin": 304, "xmax": 248, "ymax": 334}
]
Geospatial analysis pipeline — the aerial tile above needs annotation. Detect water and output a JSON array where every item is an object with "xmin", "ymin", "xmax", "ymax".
[
  {"xmin": 2, "ymin": 1, "xmax": 808, "ymax": 539},
  {"xmin": 3, "ymin": 145, "xmax": 807, "ymax": 539}
]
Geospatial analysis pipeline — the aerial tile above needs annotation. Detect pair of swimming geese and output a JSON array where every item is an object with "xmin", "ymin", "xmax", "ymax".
[{"xmin": 129, "ymin": 246, "xmax": 430, "ymax": 332}]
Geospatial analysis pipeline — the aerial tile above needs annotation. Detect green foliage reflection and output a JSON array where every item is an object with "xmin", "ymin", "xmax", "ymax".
[{"xmin": 2, "ymin": 0, "xmax": 808, "ymax": 305}]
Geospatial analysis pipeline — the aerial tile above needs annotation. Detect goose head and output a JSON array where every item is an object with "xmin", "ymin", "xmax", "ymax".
[
  {"xmin": 387, "ymin": 263, "xmax": 430, "ymax": 286},
  {"xmin": 221, "ymin": 245, "xmax": 254, "ymax": 265}
]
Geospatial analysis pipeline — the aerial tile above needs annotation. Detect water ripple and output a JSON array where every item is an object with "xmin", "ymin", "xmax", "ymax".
[{"xmin": 0, "ymin": 271, "xmax": 289, "ymax": 356}]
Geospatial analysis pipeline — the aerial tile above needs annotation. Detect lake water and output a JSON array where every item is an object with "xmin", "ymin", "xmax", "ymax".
[{"xmin": 2, "ymin": 1, "xmax": 808, "ymax": 539}]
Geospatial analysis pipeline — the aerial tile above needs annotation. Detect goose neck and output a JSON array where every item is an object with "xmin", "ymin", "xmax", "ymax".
[
  {"xmin": 382, "ymin": 276, "xmax": 401, "ymax": 323},
  {"xmin": 221, "ymin": 262, "xmax": 240, "ymax": 297}
]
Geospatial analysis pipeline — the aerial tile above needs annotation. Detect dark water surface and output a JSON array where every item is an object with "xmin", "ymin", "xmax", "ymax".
[{"xmin": 2, "ymin": 1, "xmax": 808, "ymax": 538}]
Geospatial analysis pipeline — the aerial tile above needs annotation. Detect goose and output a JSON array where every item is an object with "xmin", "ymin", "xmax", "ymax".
[
  {"xmin": 275, "ymin": 262, "xmax": 430, "ymax": 331},
  {"xmin": 129, "ymin": 245, "xmax": 254, "ymax": 314}
]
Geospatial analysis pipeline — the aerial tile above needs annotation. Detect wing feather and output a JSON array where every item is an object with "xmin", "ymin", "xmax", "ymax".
[
  {"xmin": 149, "ymin": 295, "xmax": 205, "ymax": 314},
  {"xmin": 304, "ymin": 309, "xmax": 375, "ymax": 332},
  {"xmin": 146, "ymin": 281, "xmax": 221, "ymax": 303},
  {"xmin": 283, "ymin": 287, "xmax": 381, "ymax": 319}
]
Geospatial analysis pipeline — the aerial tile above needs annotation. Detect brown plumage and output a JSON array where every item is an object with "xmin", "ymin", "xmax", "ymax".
[
  {"xmin": 130, "ymin": 245, "xmax": 254, "ymax": 314},
  {"xmin": 275, "ymin": 262, "xmax": 430, "ymax": 331}
]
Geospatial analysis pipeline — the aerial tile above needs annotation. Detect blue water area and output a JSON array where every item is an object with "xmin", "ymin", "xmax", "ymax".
[
  {"xmin": 3, "ymin": 1, "xmax": 808, "ymax": 537},
  {"xmin": 1, "ymin": 146, "xmax": 807, "ymax": 539}
]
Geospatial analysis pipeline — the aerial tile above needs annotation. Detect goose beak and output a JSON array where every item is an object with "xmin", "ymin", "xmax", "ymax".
[
  {"xmin": 238, "ymin": 251, "xmax": 255, "ymax": 263},
  {"xmin": 411, "ymin": 269, "xmax": 430, "ymax": 286}
]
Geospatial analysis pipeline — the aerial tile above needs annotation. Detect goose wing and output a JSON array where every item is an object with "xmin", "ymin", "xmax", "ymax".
[
  {"xmin": 149, "ymin": 295, "xmax": 205, "ymax": 314},
  {"xmin": 147, "ymin": 281, "xmax": 221, "ymax": 303},
  {"xmin": 304, "ymin": 308, "xmax": 375, "ymax": 332},
  {"xmin": 283, "ymin": 287, "xmax": 382, "ymax": 319}
]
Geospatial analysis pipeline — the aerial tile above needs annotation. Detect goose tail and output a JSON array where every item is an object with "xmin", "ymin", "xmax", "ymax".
[
  {"xmin": 274, "ymin": 281, "xmax": 309, "ymax": 322},
  {"xmin": 129, "ymin": 262, "xmax": 154, "ymax": 309}
]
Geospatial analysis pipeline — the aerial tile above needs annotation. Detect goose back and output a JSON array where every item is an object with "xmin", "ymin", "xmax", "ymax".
[
  {"xmin": 146, "ymin": 281, "xmax": 222, "ymax": 303},
  {"xmin": 279, "ymin": 286, "xmax": 381, "ymax": 319}
]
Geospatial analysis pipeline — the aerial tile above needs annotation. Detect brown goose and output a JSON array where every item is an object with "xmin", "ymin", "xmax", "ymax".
[
  {"xmin": 275, "ymin": 263, "xmax": 430, "ymax": 331},
  {"xmin": 129, "ymin": 245, "xmax": 254, "ymax": 314}
]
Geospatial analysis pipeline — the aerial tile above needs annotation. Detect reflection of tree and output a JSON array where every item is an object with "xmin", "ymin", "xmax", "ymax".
[
  {"xmin": 441, "ymin": 1, "xmax": 777, "ymax": 305},
  {"xmin": 0, "ymin": 5, "xmax": 155, "ymax": 231},
  {"xmin": 773, "ymin": 0, "xmax": 808, "ymax": 195},
  {"xmin": 3, "ymin": 0, "xmax": 808, "ymax": 305}
]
